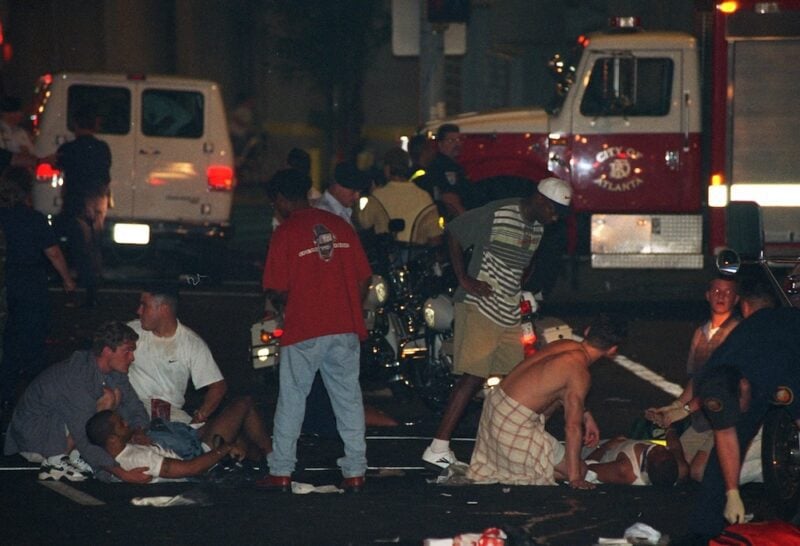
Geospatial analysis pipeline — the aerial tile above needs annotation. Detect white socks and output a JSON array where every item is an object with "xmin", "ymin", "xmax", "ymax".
[{"xmin": 430, "ymin": 438, "xmax": 450, "ymax": 453}]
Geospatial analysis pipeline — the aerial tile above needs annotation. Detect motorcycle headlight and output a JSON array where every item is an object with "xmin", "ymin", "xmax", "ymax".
[
  {"xmin": 364, "ymin": 274, "xmax": 389, "ymax": 310},
  {"xmin": 423, "ymin": 295, "xmax": 453, "ymax": 332}
]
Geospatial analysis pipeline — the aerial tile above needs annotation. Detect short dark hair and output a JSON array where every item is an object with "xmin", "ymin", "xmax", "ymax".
[
  {"xmin": 267, "ymin": 168, "xmax": 311, "ymax": 201},
  {"xmin": 737, "ymin": 275, "xmax": 777, "ymax": 309},
  {"xmin": 0, "ymin": 166, "xmax": 33, "ymax": 207},
  {"xmin": 584, "ymin": 313, "xmax": 627, "ymax": 350},
  {"xmin": 287, "ymin": 148, "xmax": 311, "ymax": 176},
  {"xmin": 143, "ymin": 283, "xmax": 179, "ymax": 314},
  {"xmin": 436, "ymin": 123, "xmax": 460, "ymax": 142},
  {"xmin": 383, "ymin": 147, "xmax": 411, "ymax": 179},
  {"xmin": 86, "ymin": 410, "xmax": 115, "ymax": 447},
  {"xmin": 646, "ymin": 446, "xmax": 679, "ymax": 487},
  {"xmin": 91, "ymin": 321, "xmax": 139, "ymax": 356}
]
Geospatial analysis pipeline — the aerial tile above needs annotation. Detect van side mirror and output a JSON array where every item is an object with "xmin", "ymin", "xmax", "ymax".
[{"xmin": 725, "ymin": 201, "xmax": 764, "ymax": 259}]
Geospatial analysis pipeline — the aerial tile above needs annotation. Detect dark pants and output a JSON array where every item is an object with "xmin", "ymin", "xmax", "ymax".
[
  {"xmin": 0, "ymin": 286, "xmax": 50, "ymax": 403},
  {"xmin": 688, "ymin": 401, "xmax": 768, "ymax": 538},
  {"xmin": 54, "ymin": 214, "xmax": 101, "ymax": 305}
]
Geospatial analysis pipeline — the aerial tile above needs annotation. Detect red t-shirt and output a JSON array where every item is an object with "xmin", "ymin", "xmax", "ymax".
[{"xmin": 262, "ymin": 207, "xmax": 372, "ymax": 346}]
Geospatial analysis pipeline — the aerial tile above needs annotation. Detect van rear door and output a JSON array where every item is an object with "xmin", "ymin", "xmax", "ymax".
[{"xmin": 132, "ymin": 80, "xmax": 232, "ymax": 230}]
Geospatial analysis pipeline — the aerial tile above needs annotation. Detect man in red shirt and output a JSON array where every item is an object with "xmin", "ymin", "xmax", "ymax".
[{"xmin": 257, "ymin": 168, "xmax": 372, "ymax": 493}]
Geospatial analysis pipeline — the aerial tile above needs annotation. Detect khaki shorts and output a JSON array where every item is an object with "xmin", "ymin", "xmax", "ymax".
[
  {"xmin": 453, "ymin": 302, "xmax": 524, "ymax": 378},
  {"xmin": 679, "ymin": 425, "xmax": 714, "ymax": 463}
]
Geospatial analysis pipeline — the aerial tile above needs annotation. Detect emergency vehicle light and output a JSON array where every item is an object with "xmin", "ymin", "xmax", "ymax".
[
  {"xmin": 35, "ymin": 163, "xmax": 61, "ymax": 186},
  {"xmin": 207, "ymin": 165, "xmax": 234, "ymax": 191},
  {"xmin": 708, "ymin": 177, "xmax": 728, "ymax": 208},
  {"xmin": 610, "ymin": 16, "xmax": 640, "ymax": 29}
]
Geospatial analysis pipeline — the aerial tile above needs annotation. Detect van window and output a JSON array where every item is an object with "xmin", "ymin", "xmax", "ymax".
[
  {"xmin": 142, "ymin": 89, "xmax": 204, "ymax": 138},
  {"xmin": 580, "ymin": 57, "xmax": 673, "ymax": 117},
  {"xmin": 67, "ymin": 85, "xmax": 131, "ymax": 135}
]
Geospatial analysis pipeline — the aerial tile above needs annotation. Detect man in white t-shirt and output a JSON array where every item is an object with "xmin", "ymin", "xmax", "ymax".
[{"xmin": 128, "ymin": 286, "xmax": 227, "ymax": 425}]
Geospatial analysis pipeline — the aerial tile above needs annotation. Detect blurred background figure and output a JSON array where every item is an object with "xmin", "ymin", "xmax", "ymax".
[
  {"xmin": 0, "ymin": 97, "xmax": 33, "ymax": 154},
  {"xmin": 0, "ymin": 166, "xmax": 75, "ymax": 418}
]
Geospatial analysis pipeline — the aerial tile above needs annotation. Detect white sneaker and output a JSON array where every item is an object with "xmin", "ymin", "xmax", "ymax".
[
  {"xmin": 38, "ymin": 456, "xmax": 88, "ymax": 482},
  {"xmin": 68, "ymin": 452, "xmax": 94, "ymax": 478},
  {"xmin": 422, "ymin": 446, "xmax": 458, "ymax": 469}
]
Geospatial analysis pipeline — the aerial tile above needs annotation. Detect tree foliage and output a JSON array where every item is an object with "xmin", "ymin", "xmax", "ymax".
[{"xmin": 264, "ymin": 0, "xmax": 390, "ymax": 166}]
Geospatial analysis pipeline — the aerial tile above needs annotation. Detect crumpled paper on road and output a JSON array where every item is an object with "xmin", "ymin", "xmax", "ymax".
[
  {"xmin": 428, "ymin": 461, "xmax": 474, "ymax": 485},
  {"xmin": 130, "ymin": 487, "xmax": 211, "ymax": 507},
  {"xmin": 597, "ymin": 521, "xmax": 665, "ymax": 545},
  {"xmin": 291, "ymin": 481, "xmax": 343, "ymax": 494}
]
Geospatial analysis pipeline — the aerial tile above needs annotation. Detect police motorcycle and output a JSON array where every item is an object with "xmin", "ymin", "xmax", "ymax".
[
  {"xmin": 365, "ymin": 204, "xmax": 573, "ymax": 411},
  {"xmin": 356, "ymin": 201, "xmax": 456, "ymax": 405},
  {"xmin": 716, "ymin": 201, "xmax": 800, "ymax": 516}
]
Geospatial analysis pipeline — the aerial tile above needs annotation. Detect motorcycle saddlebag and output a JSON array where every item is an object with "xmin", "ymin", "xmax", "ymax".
[{"xmin": 709, "ymin": 520, "xmax": 800, "ymax": 545}]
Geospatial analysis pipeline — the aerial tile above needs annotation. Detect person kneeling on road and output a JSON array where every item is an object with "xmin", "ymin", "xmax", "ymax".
[
  {"xmin": 466, "ymin": 314, "xmax": 626, "ymax": 488},
  {"xmin": 86, "ymin": 395, "xmax": 272, "ymax": 482}
]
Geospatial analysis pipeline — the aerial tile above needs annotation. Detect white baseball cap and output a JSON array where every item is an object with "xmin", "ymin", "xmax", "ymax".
[{"xmin": 537, "ymin": 177, "xmax": 572, "ymax": 207}]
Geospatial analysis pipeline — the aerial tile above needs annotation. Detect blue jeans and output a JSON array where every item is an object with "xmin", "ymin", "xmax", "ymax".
[{"xmin": 267, "ymin": 333, "xmax": 367, "ymax": 478}]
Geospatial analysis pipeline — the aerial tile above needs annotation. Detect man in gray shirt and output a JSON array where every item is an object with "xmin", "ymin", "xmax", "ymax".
[{"xmin": 4, "ymin": 321, "xmax": 152, "ymax": 483}]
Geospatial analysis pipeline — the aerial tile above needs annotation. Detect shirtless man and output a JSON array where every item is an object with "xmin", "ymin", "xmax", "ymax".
[{"xmin": 466, "ymin": 314, "xmax": 627, "ymax": 489}]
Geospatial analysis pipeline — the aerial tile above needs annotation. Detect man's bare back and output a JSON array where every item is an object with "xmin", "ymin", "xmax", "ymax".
[{"xmin": 501, "ymin": 339, "xmax": 591, "ymax": 414}]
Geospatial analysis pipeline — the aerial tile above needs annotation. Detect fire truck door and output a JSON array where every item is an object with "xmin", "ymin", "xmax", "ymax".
[{"xmin": 569, "ymin": 50, "xmax": 699, "ymax": 214}]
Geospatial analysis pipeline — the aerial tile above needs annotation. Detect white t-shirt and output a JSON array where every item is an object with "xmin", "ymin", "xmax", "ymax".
[
  {"xmin": 116, "ymin": 443, "xmax": 181, "ymax": 480},
  {"xmin": 128, "ymin": 320, "xmax": 223, "ymax": 424}
]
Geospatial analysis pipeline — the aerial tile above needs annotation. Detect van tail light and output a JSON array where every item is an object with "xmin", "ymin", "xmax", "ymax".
[
  {"xmin": 36, "ymin": 162, "xmax": 63, "ymax": 187},
  {"xmin": 207, "ymin": 165, "xmax": 235, "ymax": 191}
]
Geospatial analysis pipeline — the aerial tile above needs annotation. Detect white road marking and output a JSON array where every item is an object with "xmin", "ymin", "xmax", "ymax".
[
  {"xmin": 572, "ymin": 334, "xmax": 683, "ymax": 397},
  {"xmin": 611, "ymin": 353, "xmax": 683, "ymax": 397},
  {"xmin": 39, "ymin": 480, "xmax": 106, "ymax": 506}
]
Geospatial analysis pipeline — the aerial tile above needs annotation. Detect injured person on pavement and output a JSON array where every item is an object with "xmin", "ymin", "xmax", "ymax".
[
  {"xmin": 581, "ymin": 437, "xmax": 679, "ymax": 486},
  {"xmin": 86, "ymin": 395, "xmax": 272, "ymax": 482}
]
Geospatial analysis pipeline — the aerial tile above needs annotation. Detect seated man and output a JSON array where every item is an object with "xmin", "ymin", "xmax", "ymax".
[
  {"xmin": 4, "ymin": 322, "xmax": 151, "ymax": 483},
  {"xmin": 357, "ymin": 147, "xmax": 443, "ymax": 246},
  {"xmin": 86, "ymin": 395, "xmax": 272, "ymax": 481},
  {"xmin": 466, "ymin": 314, "xmax": 626, "ymax": 489},
  {"xmin": 582, "ymin": 437, "xmax": 678, "ymax": 486},
  {"xmin": 645, "ymin": 275, "xmax": 741, "ymax": 482},
  {"xmin": 128, "ymin": 285, "xmax": 227, "ymax": 425}
]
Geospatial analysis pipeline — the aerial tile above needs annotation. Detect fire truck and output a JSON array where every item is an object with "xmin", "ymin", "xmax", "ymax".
[{"xmin": 429, "ymin": 1, "xmax": 800, "ymax": 269}]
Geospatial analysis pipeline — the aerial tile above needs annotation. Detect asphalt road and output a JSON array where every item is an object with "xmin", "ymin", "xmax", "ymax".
[
  {"xmin": 0, "ymin": 276, "xmax": 788, "ymax": 546},
  {"xmin": 0, "ymin": 187, "xmax": 788, "ymax": 544}
]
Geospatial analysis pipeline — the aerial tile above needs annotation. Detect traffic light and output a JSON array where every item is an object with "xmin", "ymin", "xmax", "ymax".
[{"xmin": 427, "ymin": 0, "xmax": 470, "ymax": 23}]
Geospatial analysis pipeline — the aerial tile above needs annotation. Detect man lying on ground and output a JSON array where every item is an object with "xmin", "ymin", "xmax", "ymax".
[
  {"xmin": 582, "ymin": 437, "xmax": 678, "ymax": 486},
  {"xmin": 466, "ymin": 314, "xmax": 627, "ymax": 489},
  {"xmin": 86, "ymin": 395, "xmax": 272, "ymax": 482}
]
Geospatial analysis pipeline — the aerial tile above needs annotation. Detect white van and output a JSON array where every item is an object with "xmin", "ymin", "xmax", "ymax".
[{"xmin": 31, "ymin": 72, "xmax": 235, "ymax": 248}]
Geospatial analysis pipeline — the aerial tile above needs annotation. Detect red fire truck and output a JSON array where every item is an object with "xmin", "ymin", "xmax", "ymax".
[{"xmin": 429, "ymin": 1, "xmax": 800, "ymax": 269}]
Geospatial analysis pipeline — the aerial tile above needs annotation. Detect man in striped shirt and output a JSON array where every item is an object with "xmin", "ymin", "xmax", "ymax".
[{"xmin": 422, "ymin": 177, "xmax": 574, "ymax": 469}]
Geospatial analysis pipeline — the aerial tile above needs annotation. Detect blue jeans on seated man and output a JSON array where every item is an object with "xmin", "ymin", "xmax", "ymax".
[{"xmin": 148, "ymin": 419, "xmax": 205, "ymax": 459}]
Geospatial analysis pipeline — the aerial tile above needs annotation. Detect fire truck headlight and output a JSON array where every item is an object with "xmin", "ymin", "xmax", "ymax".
[{"xmin": 708, "ymin": 185, "xmax": 728, "ymax": 207}]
